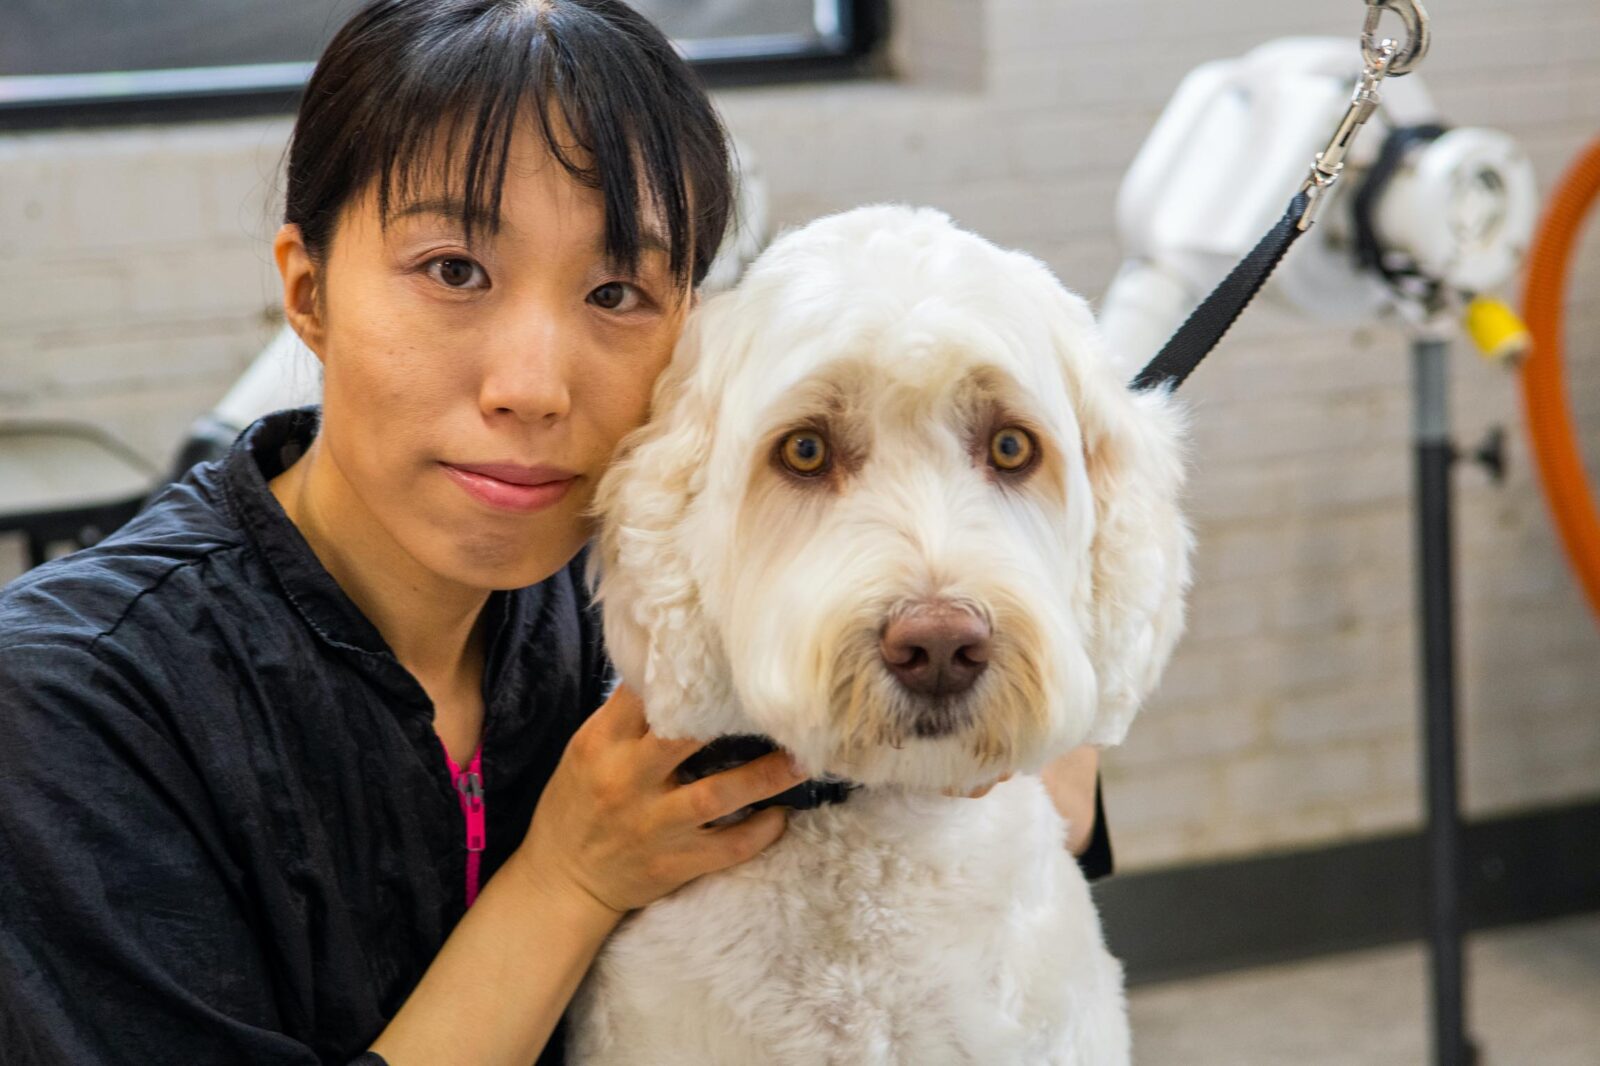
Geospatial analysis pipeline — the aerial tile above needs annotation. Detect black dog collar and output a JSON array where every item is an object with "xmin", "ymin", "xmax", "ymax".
[{"xmin": 675, "ymin": 734, "xmax": 859, "ymax": 815}]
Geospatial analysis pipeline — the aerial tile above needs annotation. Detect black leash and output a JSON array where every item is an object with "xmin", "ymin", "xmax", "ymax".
[
  {"xmin": 1129, "ymin": 0, "xmax": 1434, "ymax": 396},
  {"xmin": 1128, "ymin": 190, "xmax": 1313, "ymax": 394}
]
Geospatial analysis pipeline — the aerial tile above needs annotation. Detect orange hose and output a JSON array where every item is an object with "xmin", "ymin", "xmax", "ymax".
[{"xmin": 1520, "ymin": 137, "xmax": 1600, "ymax": 627}]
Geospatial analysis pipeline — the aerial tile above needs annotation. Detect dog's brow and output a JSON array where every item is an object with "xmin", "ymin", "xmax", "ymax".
[
  {"xmin": 771, "ymin": 366, "xmax": 866, "ymax": 424},
  {"xmin": 951, "ymin": 365, "xmax": 1038, "ymax": 420}
]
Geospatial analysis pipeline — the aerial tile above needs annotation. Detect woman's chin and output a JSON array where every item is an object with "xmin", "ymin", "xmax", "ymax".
[{"xmin": 428, "ymin": 524, "xmax": 586, "ymax": 592}]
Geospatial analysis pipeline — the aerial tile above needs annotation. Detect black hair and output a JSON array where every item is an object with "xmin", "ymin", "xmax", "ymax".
[{"xmin": 284, "ymin": 0, "xmax": 733, "ymax": 288}]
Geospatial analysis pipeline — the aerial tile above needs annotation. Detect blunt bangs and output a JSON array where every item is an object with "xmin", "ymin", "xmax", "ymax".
[{"xmin": 286, "ymin": 0, "xmax": 733, "ymax": 287}]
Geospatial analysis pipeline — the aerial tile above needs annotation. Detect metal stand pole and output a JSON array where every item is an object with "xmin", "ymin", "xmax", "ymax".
[{"xmin": 1411, "ymin": 333, "xmax": 1478, "ymax": 1066}]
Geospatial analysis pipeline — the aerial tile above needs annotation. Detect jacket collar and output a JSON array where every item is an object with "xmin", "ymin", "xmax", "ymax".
[{"xmin": 218, "ymin": 406, "xmax": 521, "ymax": 668}]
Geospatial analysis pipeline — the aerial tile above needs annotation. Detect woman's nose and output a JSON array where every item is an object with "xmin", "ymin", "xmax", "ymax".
[{"xmin": 477, "ymin": 312, "xmax": 573, "ymax": 424}]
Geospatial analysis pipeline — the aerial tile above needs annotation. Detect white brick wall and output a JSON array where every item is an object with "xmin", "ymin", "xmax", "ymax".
[
  {"xmin": 0, "ymin": 120, "xmax": 290, "ymax": 466},
  {"xmin": 3, "ymin": 0, "xmax": 1598, "ymax": 871}
]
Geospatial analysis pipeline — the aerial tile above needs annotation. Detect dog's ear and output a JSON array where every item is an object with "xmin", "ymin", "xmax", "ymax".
[
  {"xmin": 1049, "ymin": 288, "xmax": 1196, "ymax": 747},
  {"xmin": 586, "ymin": 294, "xmax": 741, "ymax": 739}
]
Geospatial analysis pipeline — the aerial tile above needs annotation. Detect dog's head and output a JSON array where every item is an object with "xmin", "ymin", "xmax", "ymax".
[{"xmin": 589, "ymin": 204, "xmax": 1193, "ymax": 790}]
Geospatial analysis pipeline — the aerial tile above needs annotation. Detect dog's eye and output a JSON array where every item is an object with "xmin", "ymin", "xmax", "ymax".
[
  {"xmin": 780, "ymin": 431, "xmax": 830, "ymax": 475},
  {"xmin": 989, "ymin": 427, "xmax": 1035, "ymax": 472}
]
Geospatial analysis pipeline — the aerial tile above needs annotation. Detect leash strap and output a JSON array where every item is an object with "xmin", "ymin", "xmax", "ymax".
[
  {"xmin": 1127, "ymin": 1, "xmax": 1433, "ymax": 394},
  {"xmin": 1129, "ymin": 190, "xmax": 1311, "ymax": 394}
]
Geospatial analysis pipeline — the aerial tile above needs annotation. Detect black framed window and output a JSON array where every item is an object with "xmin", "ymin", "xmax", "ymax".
[{"xmin": 0, "ymin": 0, "xmax": 883, "ymax": 131}]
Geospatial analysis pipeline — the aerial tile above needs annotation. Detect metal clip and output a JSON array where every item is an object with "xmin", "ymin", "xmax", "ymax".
[
  {"xmin": 1363, "ymin": 0, "xmax": 1431, "ymax": 77},
  {"xmin": 1297, "ymin": 0, "xmax": 1431, "ymax": 231}
]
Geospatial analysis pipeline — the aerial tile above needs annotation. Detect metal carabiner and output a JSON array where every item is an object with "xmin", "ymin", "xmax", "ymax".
[
  {"xmin": 1296, "ymin": 0, "xmax": 1432, "ymax": 230},
  {"xmin": 1363, "ymin": 0, "xmax": 1430, "ymax": 77}
]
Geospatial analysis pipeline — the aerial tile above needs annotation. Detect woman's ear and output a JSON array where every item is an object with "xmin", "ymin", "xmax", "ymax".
[
  {"xmin": 1050, "ymin": 287, "xmax": 1196, "ymax": 747},
  {"xmin": 586, "ymin": 293, "xmax": 742, "ymax": 739},
  {"xmin": 273, "ymin": 222, "xmax": 327, "ymax": 362}
]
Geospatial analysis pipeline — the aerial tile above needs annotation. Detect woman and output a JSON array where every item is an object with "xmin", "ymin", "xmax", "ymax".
[{"xmin": 0, "ymin": 2, "xmax": 1107, "ymax": 1064}]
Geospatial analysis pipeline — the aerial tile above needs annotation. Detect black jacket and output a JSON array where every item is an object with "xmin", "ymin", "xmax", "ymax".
[{"xmin": 0, "ymin": 405, "xmax": 1110, "ymax": 1065}]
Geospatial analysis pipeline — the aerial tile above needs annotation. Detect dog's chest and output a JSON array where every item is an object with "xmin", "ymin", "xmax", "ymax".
[{"xmin": 566, "ymin": 777, "xmax": 1125, "ymax": 1065}]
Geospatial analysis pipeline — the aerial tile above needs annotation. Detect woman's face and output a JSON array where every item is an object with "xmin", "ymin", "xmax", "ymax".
[{"xmin": 277, "ymin": 117, "xmax": 694, "ymax": 590}]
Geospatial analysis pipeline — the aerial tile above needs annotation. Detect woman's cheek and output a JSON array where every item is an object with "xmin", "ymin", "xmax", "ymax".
[{"xmin": 632, "ymin": 316, "xmax": 689, "ymax": 419}]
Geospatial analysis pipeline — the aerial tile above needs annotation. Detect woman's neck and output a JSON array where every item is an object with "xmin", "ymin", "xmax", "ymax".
[{"xmin": 269, "ymin": 435, "xmax": 489, "ymax": 688}]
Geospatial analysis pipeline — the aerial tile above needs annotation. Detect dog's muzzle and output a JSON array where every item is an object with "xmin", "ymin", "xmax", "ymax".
[{"xmin": 880, "ymin": 601, "xmax": 990, "ymax": 738}]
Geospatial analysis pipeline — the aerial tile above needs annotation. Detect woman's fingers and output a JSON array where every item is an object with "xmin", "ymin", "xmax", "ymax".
[
  {"xmin": 941, "ymin": 771, "xmax": 1014, "ymax": 799},
  {"xmin": 664, "ymin": 749, "xmax": 810, "ymax": 828},
  {"xmin": 524, "ymin": 687, "xmax": 806, "ymax": 913},
  {"xmin": 602, "ymin": 681, "xmax": 810, "ymax": 796},
  {"xmin": 706, "ymin": 806, "xmax": 790, "ymax": 866},
  {"xmin": 640, "ymin": 729, "xmax": 709, "ymax": 782}
]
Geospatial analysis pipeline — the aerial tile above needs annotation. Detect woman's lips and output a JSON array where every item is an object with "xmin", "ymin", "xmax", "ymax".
[{"xmin": 439, "ymin": 462, "xmax": 576, "ymax": 513}]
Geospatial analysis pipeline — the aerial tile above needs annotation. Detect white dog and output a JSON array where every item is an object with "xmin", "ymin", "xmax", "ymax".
[{"xmin": 570, "ymin": 204, "xmax": 1194, "ymax": 1065}]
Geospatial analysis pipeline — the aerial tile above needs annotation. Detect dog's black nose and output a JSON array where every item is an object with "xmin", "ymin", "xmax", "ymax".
[{"xmin": 880, "ymin": 603, "xmax": 991, "ymax": 697}]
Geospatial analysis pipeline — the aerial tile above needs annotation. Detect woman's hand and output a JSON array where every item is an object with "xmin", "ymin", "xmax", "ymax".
[
  {"xmin": 941, "ymin": 772, "xmax": 1013, "ymax": 799},
  {"xmin": 513, "ymin": 683, "xmax": 810, "ymax": 917},
  {"xmin": 1041, "ymin": 745, "xmax": 1100, "ymax": 856}
]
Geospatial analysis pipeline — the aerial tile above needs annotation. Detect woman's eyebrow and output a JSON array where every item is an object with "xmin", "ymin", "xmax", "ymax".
[
  {"xmin": 391, "ymin": 196, "xmax": 500, "ymax": 233},
  {"xmin": 595, "ymin": 229, "xmax": 671, "ymax": 259},
  {"xmin": 393, "ymin": 195, "xmax": 669, "ymax": 259}
]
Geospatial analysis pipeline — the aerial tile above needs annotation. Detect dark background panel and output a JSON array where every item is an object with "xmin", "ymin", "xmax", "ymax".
[
  {"xmin": 2, "ymin": 0, "xmax": 366, "ymax": 75},
  {"xmin": 0, "ymin": 0, "xmax": 828, "ymax": 78}
]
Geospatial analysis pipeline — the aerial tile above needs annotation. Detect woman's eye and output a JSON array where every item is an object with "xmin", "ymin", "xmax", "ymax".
[
  {"xmin": 780, "ymin": 431, "xmax": 830, "ymax": 476},
  {"xmin": 589, "ymin": 281, "xmax": 643, "ymax": 312},
  {"xmin": 989, "ymin": 427, "xmax": 1036, "ymax": 472},
  {"xmin": 427, "ymin": 256, "xmax": 488, "ymax": 290}
]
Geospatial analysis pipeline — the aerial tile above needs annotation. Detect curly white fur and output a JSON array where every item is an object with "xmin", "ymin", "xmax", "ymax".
[{"xmin": 572, "ymin": 204, "xmax": 1195, "ymax": 1064}]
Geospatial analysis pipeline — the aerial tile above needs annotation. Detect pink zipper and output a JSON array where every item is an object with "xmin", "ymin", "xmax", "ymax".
[{"xmin": 439, "ymin": 739, "xmax": 486, "ymax": 908}]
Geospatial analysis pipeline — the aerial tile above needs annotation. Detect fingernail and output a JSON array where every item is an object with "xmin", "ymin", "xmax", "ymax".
[{"xmin": 785, "ymin": 753, "xmax": 806, "ymax": 778}]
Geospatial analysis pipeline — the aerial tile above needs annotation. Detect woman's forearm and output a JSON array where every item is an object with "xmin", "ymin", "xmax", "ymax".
[
  {"xmin": 1041, "ymin": 744, "xmax": 1100, "ymax": 857},
  {"xmin": 369, "ymin": 850, "xmax": 622, "ymax": 1065}
]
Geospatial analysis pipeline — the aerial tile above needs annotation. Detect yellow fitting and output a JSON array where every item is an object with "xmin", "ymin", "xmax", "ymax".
[{"xmin": 1465, "ymin": 296, "xmax": 1532, "ymax": 362}]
